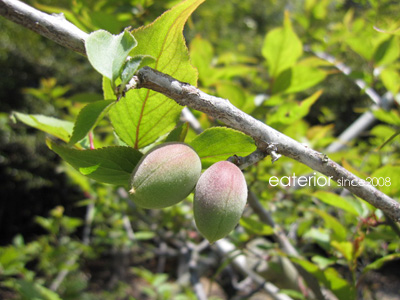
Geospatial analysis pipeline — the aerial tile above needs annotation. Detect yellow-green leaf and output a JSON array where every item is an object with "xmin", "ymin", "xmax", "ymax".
[
  {"xmin": 12, "ymin": 112, "xmax": 73, "ymax": 143},
  {"xmin": 109, "ymin": 0, "xmax": 205, "ymax": 149},
  {"xmin": 262, "ymin": 11, "xmax": 303, "ymax": 77},
  {"xmin": 313, "ymin": 191, "xmax": 360, "ymax": 216}
]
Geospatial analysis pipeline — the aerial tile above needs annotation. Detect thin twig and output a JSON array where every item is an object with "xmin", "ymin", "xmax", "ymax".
[
  {"xmin": 50, "ymin": 202, "xmax": 95, "ymax": 291},
  {"xmin": 187, "ymin": 242, "xmax": 208, "ymax": 300},
  {"xmin": 181, "ymin": 107, "xmax": 203, "ymax": 134},
  {"xmin": 214, "ymin": 239, "xmax": 294, "ymax": 300},
  {"xmin": 228, "ymin": 148, "xmax": 269, "ymax": 169}
]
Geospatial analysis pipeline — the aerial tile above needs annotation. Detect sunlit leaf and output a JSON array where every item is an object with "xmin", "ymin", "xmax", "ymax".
[
  {"xmin": 372, "ymin": 109, "xmax": 400, "ymax": 126},
  {"xmin": 240, "ymin": 217, "xmax": 274, "ymax": 235},
  {"xmin": 331, "ymin": 241, "xmax": 353, "ymax": 262},
  {"xmin": 12, "ymin": 112, "xmax": 73, "ymax": 143},
  {"xmin": 272, "ymin": 66, "xmax": 326, "ymax": 94},
  {"xmin": 85, "ymin": 29, "xmax": 137, "ymax": 82},
  {"xmin": 189, "ymin": 127, "xmax": 256, "ymax": 168},
  {"xmin": 216, "ymin": 82, "xmax": 247, "ymax": 108},
  {"xmin": 371, "ymin": 165, "xmax": 400, "ymax": 196},
  {"xmin": 309, "ymin": 208, "xmax": 347, "ymax": 241},
  {"xmin": 313, "ymin": 191, "xmax": 360, "ymax": 216},
  {"xmin": 190, "ymin": 35, "xmax": 214, "ymax": 83},
  {"xmin": 120, "ymin": 55, "xmax": 155, "ymax": 88},
  {"xmin": 380, "ymin": 67, "xmax": 400, "ymax": 95},
  {"xmin": 290, "ymin": 257, "xmax": 355, "ymax": 299},
  {"xmin": 373, "ymin": 36, "xmax": 400, "ymax": 66},
  {"xmin": 262, "ymin": 11, "xmax": 303, "ymax": 77},
  {"xmin": 376, "ymin": 130, "xmax": 400, "ymax": 150},
  {"xmin": 109, "ymin": 0, "xmax": 205, "ymax": 149}
]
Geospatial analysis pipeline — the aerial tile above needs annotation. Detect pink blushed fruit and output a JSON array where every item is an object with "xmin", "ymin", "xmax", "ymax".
[
  {"xmin": 194, "ymin": 161, "xmax": 247, "ymax": 243},
  {"xmin": 129, "ymin": 143, "xmax": 202, "ymax": 209}
]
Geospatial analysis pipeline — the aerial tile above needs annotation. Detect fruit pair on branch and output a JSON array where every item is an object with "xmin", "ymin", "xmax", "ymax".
[{"xmin": 130, "ymin": 143, "xmax": 247, "ymax": 243}]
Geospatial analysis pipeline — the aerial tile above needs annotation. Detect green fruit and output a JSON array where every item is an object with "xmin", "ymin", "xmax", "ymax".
[
  {"xmin": 129, "ymin": 143, "xmax": 202, "ymax": 209},
  {"xmin": 194, "ymin": 161, "xmax": 247, "ymax": 243}
]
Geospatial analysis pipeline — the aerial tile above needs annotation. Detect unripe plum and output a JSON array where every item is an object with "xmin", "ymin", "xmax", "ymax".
[
  {"xmin": 194, "ymin": 161, "xmax": 247, "ymax": 243},
  {"xmin": 129, "ymin": 143, "xmax": 202, "ymax": 209}
]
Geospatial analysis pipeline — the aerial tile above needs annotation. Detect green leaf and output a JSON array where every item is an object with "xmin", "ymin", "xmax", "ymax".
[
  {"xmin": 373, "ymin": 36, "xmax": 400, "ymax": 66},
  {"xmin": 189, "ymin": 127, "xmax": 256, "ymax": 168},
  {"xmin": 303, "ymin": 228, "xmax": 331, "ymax": 250},
  {"xmin": 370, "ymin": 165, "xmax": 400, "ymax": 196},
  {"xmin": 262, "ymin": 11, "xmax": 303, "ymax": 77},
  {"xmin": 345, "ymin": 20, "xmax": 377, "ymax": 61},
  {"xmin": 189, "ymin": 35, "xmax": 214, "ymax": 83},
  {"xmin": 380, "ymin": 67, "xmax": 400, "ymax": 96},
  {"xmin": 12, "ymin": 112, "xmax": 73, "ymax": 142},
  {"xmin": 290, "ymin": 257, "xmax": 355, "ymax": 300},
  {"xmin": 309, "ymin": 208, "xmax": 347, "ymax": 241},
  {"xmin": 85, "ymin": 29, "xmax": 137, "ymax": 82},
  {"xmin": 216, "ymin": 82, "xmax": 247, "ymax": 109},
  {"xmin": 14, "ymin": 279, "xmax": 62, "ymax": 300},
  {"xmin": 86, "ymin": 11, "xmax": 124, "ymax": 34},
  {"xmin": 35, "ymin": 216, "xmax": 54, "ymax": 233},
  {"xmin": 268, "ymin": 90, "xmax": 322, "ymax": 125},
  {"xmin": 362, "ymin": 253, "xmax": 400, "ymax": 274},
  {"xmin": 47, "ymin": 140, "xmax": 143, "ymax": 186},
  {"xmin": 331, "ymin": 241, "xmax": 353, "ymax": 262},
  {"xmin": 120, "ymin": 55, "xmax": 155, "ymax": 87},
  {"xmin": 313, "ymin": 191, "xmax": 360, "ymax": 216},
  {"xmin": 377, "ymin": 130, "xmax": 400, "ymax": 150},
  {"xmin": 69, "ymin": 100, "xmax": 115, "ymax": 145},
  {"xmin": 135, "ymin": 231, "xmax": 156, "ymax": 240},
  {"xmin": 272, "ymin": 66, "xmax": 326, "ymax": 94},
  {"xmin": 372, "ymin": 108, "xmax": 400, "ymax": 126},
  {"xmin": 280, "ymin": 289, "xmax": 307, "ymax": 300},
  {"xmin": 109, "ymin": 0, "xmax": 204, "ymax": 149},
  {"xmin": 165, "ymin": 122, "xmax": 189, "ymax": 143},
  {"xmin": 323, "ymin": 268, "xmax": 356, "ymax": 300},
  {"xmin": 69, "ymin": 92, "xmax": 104, "ymax": 103},
  {"xmin": 240, "ymin": 217, "xmax": 274, "ymax": 235},
  {"xmin": 312, "ymin": 255, "xmax": 336, "ymax": 269}
]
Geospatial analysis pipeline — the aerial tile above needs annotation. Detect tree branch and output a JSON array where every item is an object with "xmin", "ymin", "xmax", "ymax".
[
  {"xmin": 1, "ymin": 0, "xmax": 399, "ymax": 222},
  {"xmin": 133, "ymin": 67, "xmax": 400, "ymax": 222},
  {"xmin": 0, "ymin": 0, "xmax": 88, "ymax": 55}
]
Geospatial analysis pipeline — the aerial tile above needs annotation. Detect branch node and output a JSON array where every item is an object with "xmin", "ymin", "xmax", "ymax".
[
  {"xmin": 266, "ymin": 144, "xmax": 281, "ymax": 163},
  {"xmin": 126, "ymin": 75, "xmax": 140, "ymax": 91},
  {"xmin": 319, "ymin": 153, "xmax": 329, "ymax": 164},
  {"xmin": 227, "ymin": 149, "xmax": 269, "ymax": 170},
  {"xmin": 171, "ymin": 80, "xmax": 183, "ymax": 94},
  {"xmin": 227, "ymin": 154, "xmax": 242, "ymax": 165},
  {"xmin": 52, "ymin": 12, "xmax": 66, "ymax": 20}
]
